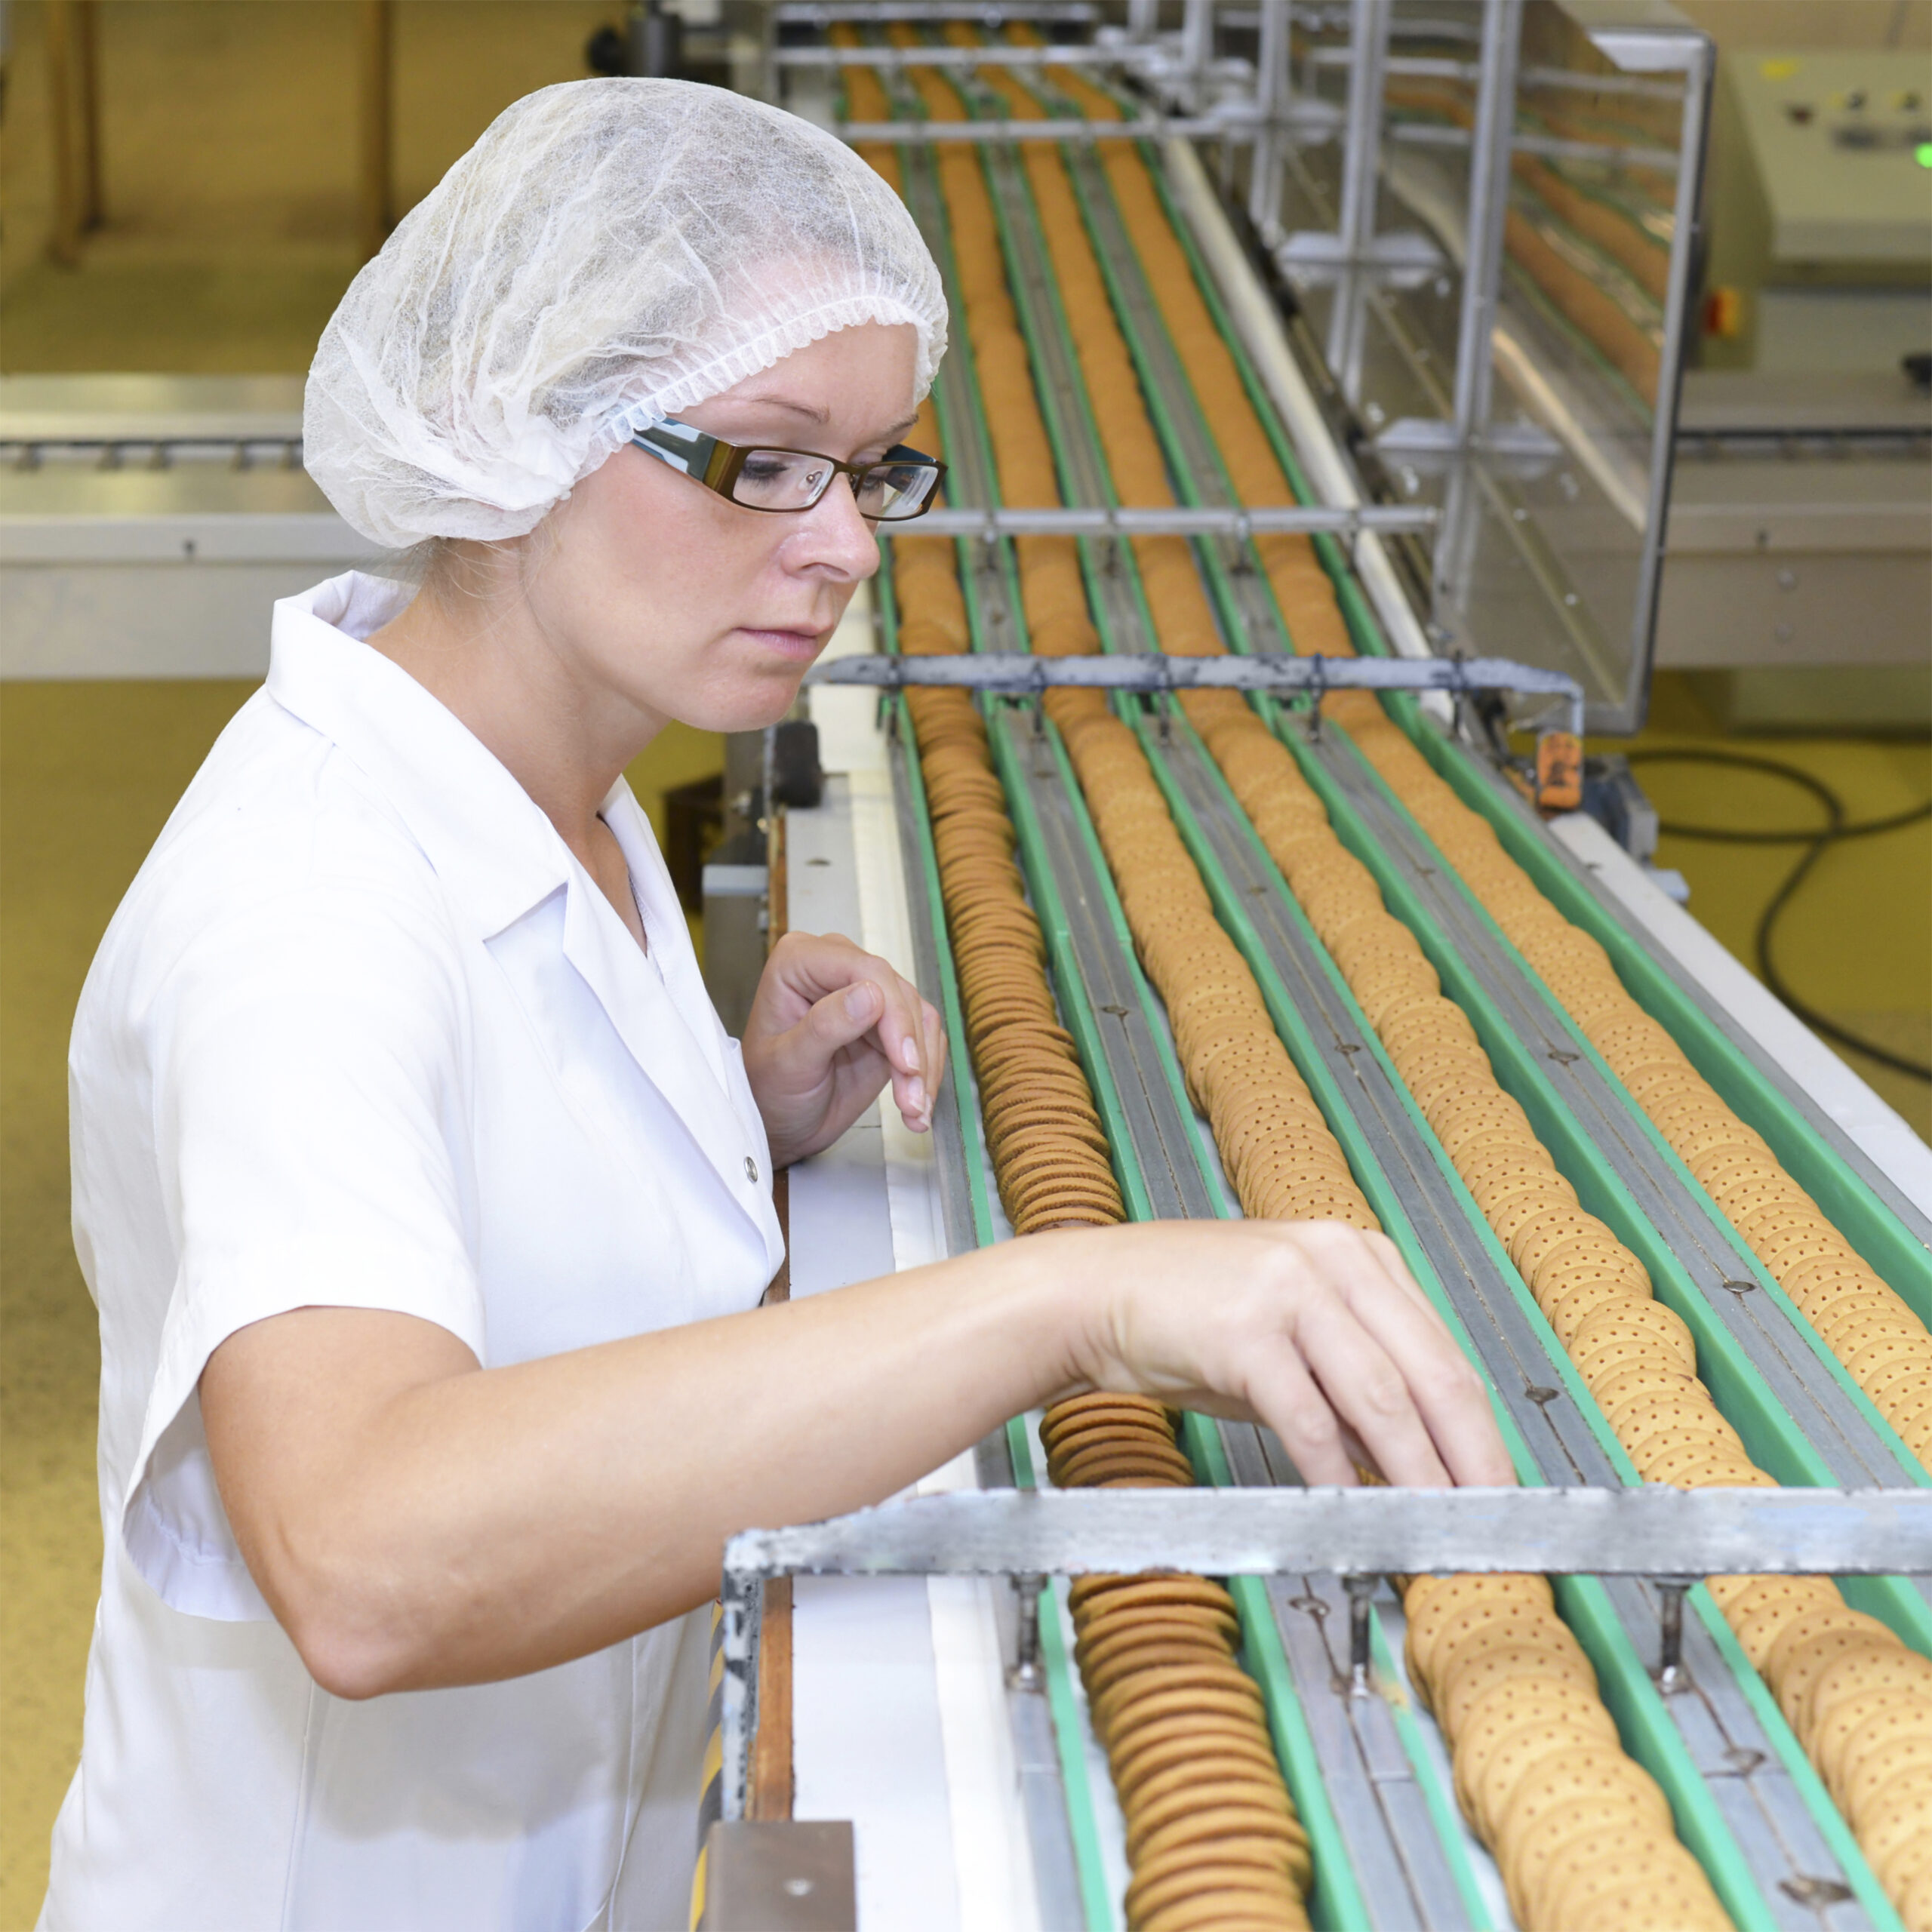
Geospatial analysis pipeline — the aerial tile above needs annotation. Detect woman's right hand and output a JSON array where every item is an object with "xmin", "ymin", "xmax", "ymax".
[{"xmin": 1029, "ymin": 1217, "xmax": 1515, "ymax": 1491}]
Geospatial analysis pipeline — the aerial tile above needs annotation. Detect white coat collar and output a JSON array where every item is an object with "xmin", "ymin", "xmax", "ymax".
[{"xmin": 266, "ymin": 571, "xmax": 777, "ymax": 1250}]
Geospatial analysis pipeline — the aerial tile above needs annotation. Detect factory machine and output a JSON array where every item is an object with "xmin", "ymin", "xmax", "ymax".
[
  {"xmin": 2, "ymin": 5, "xmax": 1930, "ymax": 1929},
  {"xmin": 697, "ymin": 6, "xmax": 1932, "ymax": 1930}
]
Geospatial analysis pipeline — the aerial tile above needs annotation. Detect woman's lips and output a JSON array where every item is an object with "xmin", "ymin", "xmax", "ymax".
[{"xmin": 740, "ymin": 626, "xmax": 827, "ymax": 663}]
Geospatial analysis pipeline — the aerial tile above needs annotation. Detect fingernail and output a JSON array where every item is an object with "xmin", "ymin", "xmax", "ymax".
[
  {"xmin": 902, "ymin": 1036, "xmax": 919, "ymax": 1065},
  {"xmin": 906, "ymin": 1077, "xmax": 926, "ymax": 1114},
  {"xmin": 845, "ymin": 985, "xmax": 873, "ymax": 1020}
]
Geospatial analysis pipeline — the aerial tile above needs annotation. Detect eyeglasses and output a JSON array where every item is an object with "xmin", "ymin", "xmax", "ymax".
[{"xmin": 631, "ymin": 416, "xmax": 947, "ymax": 523}]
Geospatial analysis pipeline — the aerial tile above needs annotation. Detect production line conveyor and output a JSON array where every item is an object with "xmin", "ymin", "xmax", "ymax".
[{"xmin": 698, "ymin": 14, "xmax": 1932, "ymax": 1932}]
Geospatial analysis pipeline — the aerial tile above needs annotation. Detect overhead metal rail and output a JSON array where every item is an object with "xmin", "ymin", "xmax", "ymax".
[
  {"xmin": 777, "ymin": 0, "xmax": 1096, "ymax": 18},
  {"xmin": 809, "ymin": 647, "xmax": 1586, "ymax": 733},
  {"xmin": 6, "ymin": 438, "xmax": 303, "ymax": 469},
  {"xmin": 908, "ymin": 500, "xmax": 1435, "ymax": 537}
]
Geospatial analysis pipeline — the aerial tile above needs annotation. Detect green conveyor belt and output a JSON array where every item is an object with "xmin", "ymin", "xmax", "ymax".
[{"xmin": 835, "ymin": 31, "xmax": 1925, "ymax": 1932}]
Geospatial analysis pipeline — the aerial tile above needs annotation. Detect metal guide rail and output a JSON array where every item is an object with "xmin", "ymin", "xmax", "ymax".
[
  {"xmin": 913, "ymin": 503, "xmax": 1437, "ymax": 536},
  {"xmin": 719, "ymin": 1485, "xmax": 1932, "ymax": 1804}
]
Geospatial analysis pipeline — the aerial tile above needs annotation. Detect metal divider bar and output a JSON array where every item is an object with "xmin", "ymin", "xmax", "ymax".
[{"xmin": 729, "ymin": 1485, "xmax": 1932, "ymax": 1583}]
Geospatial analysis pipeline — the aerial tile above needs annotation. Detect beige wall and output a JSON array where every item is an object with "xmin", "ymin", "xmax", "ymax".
[
  {"xmin": 1672, "ymin": 0, "xmax": 1931, "ymax": 50},
  {"xmin": 2, "ymin": 2, "xmax": 615, "ymax": 269}
]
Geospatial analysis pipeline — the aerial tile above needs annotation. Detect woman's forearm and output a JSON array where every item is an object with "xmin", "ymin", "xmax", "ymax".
[
  {"xmin": 205, "ymin": 1238, "xmax": 1081, "ymax": 1698},
  {"xmin": 205, "ymin": 1217, "xmax": 1512, "ymax": 1699}
]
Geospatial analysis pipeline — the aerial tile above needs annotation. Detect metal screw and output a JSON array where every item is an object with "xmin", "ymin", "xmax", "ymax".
[
  {"xmin": 1653, "ymin": 1576, "xmax": 1697, "ymax": 1694},
  {"xmin": 1343, "ymin": 1575, "xmax": 1378, "ymax": 1696},
  {"xmin": 1010, "ymin": 1574, "xmax": 1044, "ymax": 1690}
]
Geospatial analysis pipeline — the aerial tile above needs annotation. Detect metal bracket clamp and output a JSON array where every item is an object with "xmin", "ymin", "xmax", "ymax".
[{"xmin": 804, "ymin": 650, "xmax": 1588, "ymax": 737}]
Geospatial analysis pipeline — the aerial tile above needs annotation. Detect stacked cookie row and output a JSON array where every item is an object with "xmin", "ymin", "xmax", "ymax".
[
  {"xmin": 848, "ymin": 62, "xmax": 1315, "ymax": 1930},
  {"xmin": 1048, "ymin": 1398, "xmax": 1316, "ymax": 1932},
  {"xmin": 903, "ymin": 679, "xmax": 1312, "ymax": 1927},
  {"xmin": 1033, "ymin": 57, "xmax": 1354, "ymax": 658},
  {"xmin": 1706, "ymin": 1571, "xmax": 1932, "ymax": 1918},
  {"xmin": 893, "ymin": 38, "xmax": 1101, "ymax": 660},
  {"xmin": 964, "ymin": 59, "xmax": 1226, "ymax": 663}
]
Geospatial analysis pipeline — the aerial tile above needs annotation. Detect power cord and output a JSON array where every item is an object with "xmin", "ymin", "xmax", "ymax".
[{"xmin": 1624, "ymin": 748, "xmax": 1932, "ymax": 1083}]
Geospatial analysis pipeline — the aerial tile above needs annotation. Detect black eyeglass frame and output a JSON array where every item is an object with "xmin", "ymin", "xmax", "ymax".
[{"xmin": 630, "ymin": 416, "xmax": 947, "ymax": 522}]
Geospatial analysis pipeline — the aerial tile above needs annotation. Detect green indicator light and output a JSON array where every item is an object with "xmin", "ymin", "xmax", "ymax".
[{"xmin": 1918, "ymin": 141, "xmax": 1932, "ymax": 166}]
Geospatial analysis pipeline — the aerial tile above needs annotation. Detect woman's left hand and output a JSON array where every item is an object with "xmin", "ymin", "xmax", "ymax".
[{"xmin": 741, "ymin": 931, "xmax": 946, "ymax": 1168}]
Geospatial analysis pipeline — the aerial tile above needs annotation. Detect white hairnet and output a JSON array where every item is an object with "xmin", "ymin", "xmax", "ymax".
[{"xmin": 305, "ymin": 78, "xmax": 946, "ymax": 549}]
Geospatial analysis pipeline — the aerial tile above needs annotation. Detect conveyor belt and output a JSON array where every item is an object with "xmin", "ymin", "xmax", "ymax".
[{"xmin": 819, "ymin": 27, "xmax": 1931, "ymax": 1932}]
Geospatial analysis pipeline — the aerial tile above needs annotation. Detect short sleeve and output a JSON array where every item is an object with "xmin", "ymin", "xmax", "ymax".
[{"xmin": 124, "ymin": 883, "xmax": 488, "ymax": 1620}]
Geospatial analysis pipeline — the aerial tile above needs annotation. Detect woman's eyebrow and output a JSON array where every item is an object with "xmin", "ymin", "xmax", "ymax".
[{"xmin": 716, "ymin": 397, "xmax": 922, "ymax": 441}]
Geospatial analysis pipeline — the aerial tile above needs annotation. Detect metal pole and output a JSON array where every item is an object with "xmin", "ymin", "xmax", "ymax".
[
  {"xmin": 1324, "ymin": 0, "xmax": 1391, "ymax": 399},
  {"xmin": 1447, "ymin": 0, "xmax": 1522, "ymax": 445},
  {"xmin": 1247, "ymin": 0, "xmax": 1291, "ymax": 234},
  {"xmin": 1333, "ymin": 0, "xmax": 1389, "ymax": 262},
  {"xmin": 357, "ymin": 0, "xmax": 393, "ymax": 261},
  {"xmin": 45, "ymin": 0, "xmax": 81, "ymax": 266},
  {"xmin": 1128, "ymin": 0, "xmax": 1160, "ymax": 41},
  {"xmin": 1435, "ymin": 0, "xmax": 1522, "ymax": 623},
  {"xmin": 1181, "ymin": 0, "xmax": 1213, "ymax": 99},
  {"xmin": 76, "ymin": 0, "xmax": 103, "ymax": 232}
]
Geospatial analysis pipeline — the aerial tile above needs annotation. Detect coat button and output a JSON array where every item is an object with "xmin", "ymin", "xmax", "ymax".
[{"xmin": 745, "ymin": 1156, "xmax": 758, "ymax": 1184}]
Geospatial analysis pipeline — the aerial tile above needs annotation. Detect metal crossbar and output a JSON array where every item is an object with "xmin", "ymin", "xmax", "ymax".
[
  {"xmin": 804, "ymin": 649, "xmax": 1586, "ymax": 734},
  {"xmin": 717, "ymin": 1485, "xmax": 1931, "ymax": 1823},
  {"xmin": 907, "ymin": 503, "xmax": 1435, "ymax": 537},
  {"xmin": 725, "ymin": 1485, "xmax": 1932, "ymax": 1585}
]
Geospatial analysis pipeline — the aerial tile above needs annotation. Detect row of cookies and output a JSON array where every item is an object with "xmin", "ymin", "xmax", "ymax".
[
  {"xmin": 848, "ymin": 54, "xmax": 1318, "ymax": 1930},
  {"xmin": 1059, "ymin": 119, "xmax": 1932, "ymax": 1922},
  {"xmin": 890, "ymin": 62, "xmax": 1749, "ymax": 1930},
  {"xmin": 1403, "ymin": 1571, "xmax": 1728, "ymax": 1930}
]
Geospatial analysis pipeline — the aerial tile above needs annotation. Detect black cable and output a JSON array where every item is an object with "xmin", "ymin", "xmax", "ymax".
[{"xmin": 1623, "ymin": 748, "xmax": 1932, "ymax": 1083}]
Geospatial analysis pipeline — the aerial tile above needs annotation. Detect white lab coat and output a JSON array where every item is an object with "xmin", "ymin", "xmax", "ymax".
[{"xmin": 43, "ymin": 571, "xmax": 786, "ymax": 1932}]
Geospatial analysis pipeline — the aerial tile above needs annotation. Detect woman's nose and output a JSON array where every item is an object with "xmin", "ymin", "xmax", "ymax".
[{"xmin": 783, "ymin": 477, "xmax": 883, "ymax": 579}]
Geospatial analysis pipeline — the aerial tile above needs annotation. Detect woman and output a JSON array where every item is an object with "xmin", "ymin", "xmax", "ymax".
[{"xmin": 44, "ymin": 79, "xmax": 1508, "ymax": 1931}]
